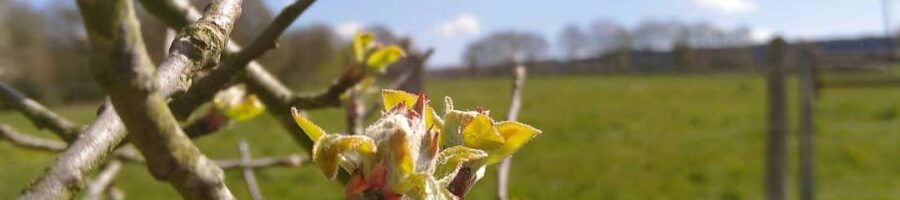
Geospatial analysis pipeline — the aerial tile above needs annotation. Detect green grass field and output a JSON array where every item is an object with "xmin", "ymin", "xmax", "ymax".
[{"xmin": 3, "ymin": 74, "xmax": 900, "ymax": 199}]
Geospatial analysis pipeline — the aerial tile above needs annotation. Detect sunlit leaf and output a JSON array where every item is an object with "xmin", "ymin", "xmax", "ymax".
[
  {"xmin": 387, "ymin": 131, "xmax": 415, "ymax": 192},
  {"xmin": 425, "ymin": 105, "xmax": 443, "ymax": 131},
  {"xmin": 365, "ymin": 46, "xmax": 405, "ymax": 73},
  {"xmin": 434, "ymin": 146, "xmax": 487, "ymax": 186},
  {"xmin": 461, "ymin": 114, "xmax": 504, "ymax": 150},
  {"xmin": 213, "ymin": 86, "xmax": 265, "ymax": 121},
  {"xmin": 485, "ymin": 121, "xmax": 542, "ymax": 165},
  {"xmin": 313, "ymin": 134, "xmax": 377, "ymax": 180},
  {"xmin": 291, "ymin": 107, "xmax": 326, "ymax": 141},
  {"xmin": 353, "ymin": 32, "xmax": 374, "ymax": 62},
  {"xmin": 382, "ymin": 89, "xmax": 418, "ymax": 111}
]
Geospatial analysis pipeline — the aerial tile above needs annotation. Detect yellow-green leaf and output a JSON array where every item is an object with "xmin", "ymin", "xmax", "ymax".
[
  {"xmin": 434, "ymin": 146, "xmax": 487, "ymax": 186},
  {"xmin": 313, "ymin": 135, "xmax": 377, "ymax": 180},
  {"xmin": 387, "ymin": 131, "xmax": 415, "ymax": 192},
  {"xmin": 424, "ymin": 105, "xmax": 443, "ymax": 131},
  {"xmin": 382, "ymin": 89, "xmax": 418, "ymax": 111},
  {"xmin": 461, "ymin": 114, "xmax": 504, "ymax": 150},
  {"xmin": 365, "ymin": 46, "xmax": 405, "ymax": 73},
  {"xmin": 213, "ymin": 86, "xmax": 266, "ymax": 121},
  {"xmin": 484, "ymin": 121, "xmax": 542, "ymax": 165},
  {"xmin": 291, "ymin": 107, "xmax": 326, "ymax": 141},
  {"xmin": 353, "ymin": 32, "xmax": 374, "ymax": 62}
]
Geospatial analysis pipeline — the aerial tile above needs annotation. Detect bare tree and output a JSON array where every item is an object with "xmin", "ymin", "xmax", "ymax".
[
  {"xmin": 589, "ymin": 20, "xmax": 631, "ymax": 56},
  {"xmin": 558, "ymin": 24, "xmax": 591, "ymax": 61},
  {"xmin": 463, "ymin": 31, "xmax": 549, "ymax": 68}
]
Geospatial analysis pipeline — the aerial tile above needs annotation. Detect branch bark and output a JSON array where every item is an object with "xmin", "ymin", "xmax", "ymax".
[
  {"xmin": 19, "ymin": 0, "xmax": 243, "ymax": 199},
  {"xmin": 168, "ymin": 0, "xmax": 317, "ymax": 119},
  {"xmin": 137, "ymin": 0, "xmax": 324, "ymax": 150},
  {"xmin": 0, "ymin": 82, "xmax": 80, "ymax": 141},
  {"xmin": 496, "ymin": 64, "xmax": 527, "ymax": 200}
]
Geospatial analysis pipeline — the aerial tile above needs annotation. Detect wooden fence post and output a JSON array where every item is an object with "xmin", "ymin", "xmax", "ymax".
[
  {"xmin": 798, "ymin": 45, "xmax": 819, "ymax": 200},
  {"xmin": 765, "ymin": 37, "xmax": 788, "ymax": 200}
]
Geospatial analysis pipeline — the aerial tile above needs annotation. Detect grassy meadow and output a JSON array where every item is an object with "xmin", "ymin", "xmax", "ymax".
[{"xmin": 2, "ymin": 74, "xmax": 900, "ymax": 199}]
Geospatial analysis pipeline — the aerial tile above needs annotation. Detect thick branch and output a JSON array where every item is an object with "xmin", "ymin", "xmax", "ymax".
[
  {"xmin": 166, "ymin": 0, "xmax": 317, "ymax": 120},
  {"xmin": 20, "ymin": 0, "xmax": 242, "ymax": 199},
  {"xmin": 0, "ymin": 83, "xmax": 80, "ymax": 141},
  {"xmin": 80, "ymin": 0, "xmax": 240, "ymax": 199},
  {"xmin": 496, "ymin": 64, "xmax": 527, "ymax": 200},
  {"xmin": 137, "ymin": 0, "xmax": 340, "ymax": 151}
]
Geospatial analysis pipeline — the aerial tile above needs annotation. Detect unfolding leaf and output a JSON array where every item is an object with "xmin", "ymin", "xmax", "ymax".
[
  {"xmin": 434, "ymin": 146, "xmax": 487, "ymax": 186},
  {"xmin": 382, "ymin": 89, "xmax": 418, "ymax": 111},
  {"xmin": 424, "ymin": 105, "xmax": 443, "ymax": 132},
  {"xmin": 313, "ymin": 135, "xmax": 377, "ymax": 180},
  {"xmin": 366, "ymin": 46, "xmax": 405, "ymax": 73},
  {"xmin": 404, "ymin": 174, "xmax": 458, "ymax": 200},
  {"xmin": 485, "ymin": 121, "xmax": 542, "ymax": 165},
  {"xmin": 213, "ymin": 86, "xmax": 265, "ymax": 121},
  {"xmin": 353, "ymin": 32, "xmax": 374, "ymax": 62},
  {"xmin": 387, "ymin": 131, "xmax": 415, "ymax": 192},
  {"xmin": 291, "ymin": 107, "xmax": 326, "ymax": 141},
  {"xmin": 461, "ymin": 114, "xmax": 504, "ymax": 150}
]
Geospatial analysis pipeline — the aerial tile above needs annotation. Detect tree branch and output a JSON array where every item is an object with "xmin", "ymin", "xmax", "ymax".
[
  {"xmin": 83, "ymin": 160, "xmax": 123, "ymax": 200},
  {"xmin": 238, "ymin": 140, "xmax": 265, "ymax": 200},
  {"xmin": 0, "ymin": 124, "xmax": 144, "ymax": 163},
  {"xmin": 0, "ymin": 124, "xmax": 67, "ymax": 151},
  {"xmin": 137, "ymin": 0, "xmax": 326, "ymax": 150},
  {"xmin": 19, "ymin": 0, "xmax": 243, "ymax": 199},
  {"xmin": 1, "ymin": 123, "xmax": 301, "ymax": 170},
  {"xmin": 78, "ymin": 0, "xmax": 240, "ymax": 198},
  {"xmin": 169, "ymin": 0, "xmax": 317, "ymax": 119},
  {"xmin": 216, "ymin": 154, "xmax": 306, "ymax": 170},
  {"xmin": 0, "ymin": 83, "xmax": 80, "ymax": 141},
  {"xmin": 496, "ymin": 64, "xmax": 527, "ymax": 200}
]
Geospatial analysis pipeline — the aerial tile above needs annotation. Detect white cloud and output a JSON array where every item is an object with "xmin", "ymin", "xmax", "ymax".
[
  {"xmin": 434, "ymin": 14, "xmax": 480, "ymax": 38},
  {"xmin": 336, "ymin": 21, "xmax": 363, "ymax": 37},
  {"xmin": 750, "ymin": 28, "xmax": 774, "ymax": 43},
  {"xmin": 692, "ymin": 0, "xmax": 758, "ymax": 14}
]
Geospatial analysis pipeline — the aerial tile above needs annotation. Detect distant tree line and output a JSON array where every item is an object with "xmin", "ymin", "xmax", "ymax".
[{"xmin": 462, "ymin": 19, "xmax": 763, "ymax": 74}]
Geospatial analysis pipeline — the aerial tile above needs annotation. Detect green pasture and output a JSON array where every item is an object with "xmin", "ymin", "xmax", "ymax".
[{"xmin": 2, "ymin": 74, "xmax": 900, "ymax": 199}]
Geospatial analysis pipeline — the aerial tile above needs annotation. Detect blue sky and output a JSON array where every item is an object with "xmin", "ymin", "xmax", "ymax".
[
  {"xmin": 261, "ymin": 0, "xmax": 895, "ymax": 67},
  {"xmin": 21, "ymin": 0, "xmax": 900, "ymax": 67}
]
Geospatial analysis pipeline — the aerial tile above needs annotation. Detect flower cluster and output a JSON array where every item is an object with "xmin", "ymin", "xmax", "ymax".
[{"xmin": 291, "ymin": 90, "xmax": 541, "ymax": 199}]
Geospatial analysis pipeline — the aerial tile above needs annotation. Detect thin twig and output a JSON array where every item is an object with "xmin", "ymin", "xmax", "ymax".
[
  {"xmin": 496, "ymin": 64, "xmax": 527, "ymax": 200},
  {"xmin": 0, "ymin": 124, "xmax": 145, "ymax": 163},
  {"xmin": 238, "ymin": 140, "xmax": 265, "ymax": 200},
  {"xmin": 0, "ymin": 124, "xmax": 67, "ymax": 151},
  {"xmin": 1, "ymin": 123, "xmax": 301, "ymax": 168},
  {"xmin": 83, "ymin": 160, "xmax": 123, "ymax": 200},
  {"xmin": 217, "ymin": 154, "xmax": 306, "ymax": 170},
  {"xmin": 0, "ymin": 82, "xmax": 80, "ymax": 141}
]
